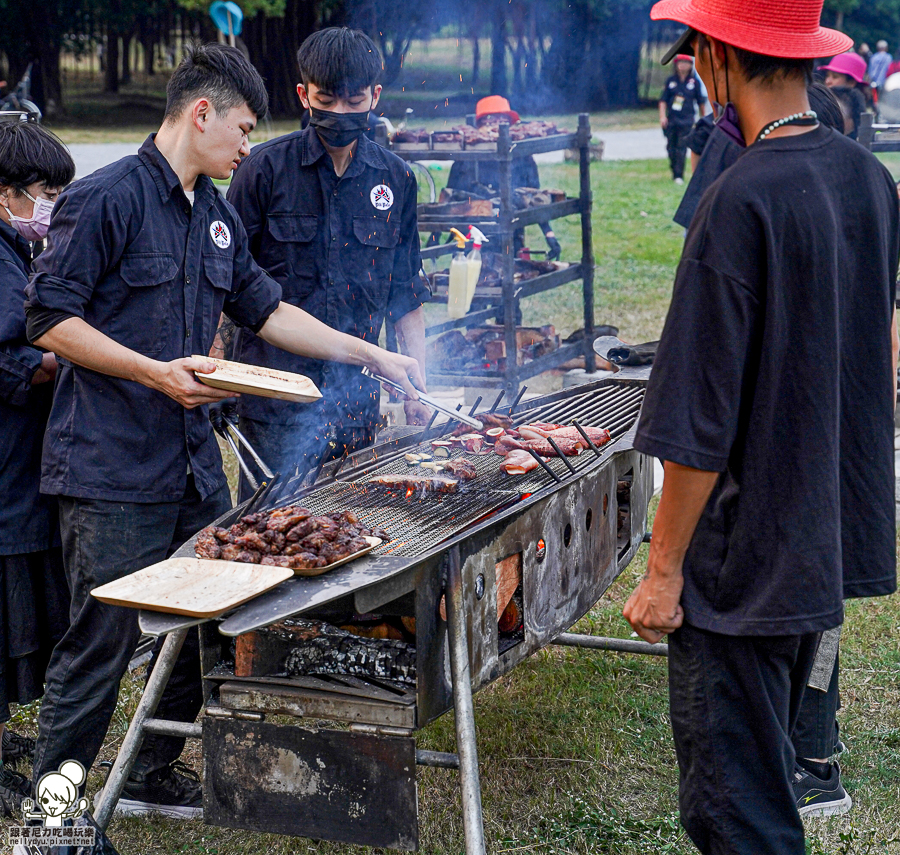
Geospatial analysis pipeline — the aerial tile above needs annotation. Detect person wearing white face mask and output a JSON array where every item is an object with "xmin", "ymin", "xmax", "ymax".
[{"xmin": 0, "ymin": 120, "xmax": 75, "ymax": 815}]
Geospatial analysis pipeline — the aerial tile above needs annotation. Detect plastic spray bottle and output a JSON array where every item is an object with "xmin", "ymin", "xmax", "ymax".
[
  {"xmin": 447, "ymin": 228, "xmax": 469, "ymax": 319},
  {"xmin": 465, "ymin": 226, "xmax": 488, "ymax": 311}
]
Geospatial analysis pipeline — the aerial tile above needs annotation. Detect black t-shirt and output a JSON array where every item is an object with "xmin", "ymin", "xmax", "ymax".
[
  {"xmin": 635, "ymin": 124, "xmax": 899, "ymax": 636},
  {"xmin": 687, "ymin": 113, "xmax": 715, "ymax": 155},
  {"xmin": 660, "ymin": 73, "xmax": 707, "ymax": 127}
]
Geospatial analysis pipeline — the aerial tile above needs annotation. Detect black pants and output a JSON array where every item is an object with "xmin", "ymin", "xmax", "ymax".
[
  {"xmin": 665, "ymin": 123, "xmax": 692, "ymax": 179},
  {"xmin": 668, "ymin": 623, "xmax": 820, "ymax": 855},
  {"xmin": 32, "ymin": 477, "xmax": 231, "ymax": 786},
  {"xmin": 792, "ymin": 648, "xmax": 840, "ymax": 760}
]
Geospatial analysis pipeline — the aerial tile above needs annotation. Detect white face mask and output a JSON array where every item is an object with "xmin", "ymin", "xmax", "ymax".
[{"xmin": 3, "ymin": 189, "xmax": 54, "ymax": 241}]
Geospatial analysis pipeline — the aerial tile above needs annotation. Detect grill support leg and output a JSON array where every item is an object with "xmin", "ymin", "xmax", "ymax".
[
  {"xmin": 446, "ymin": 545, "xmax": 487, "ymax": 855},
  {"xmin": 94, "ymin": 627, "xmax": 189, "ymax": 832}
]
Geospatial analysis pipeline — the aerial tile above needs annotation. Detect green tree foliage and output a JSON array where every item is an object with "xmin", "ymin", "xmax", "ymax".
[{"xmin": 823, "ymin": 0, "xmax": 900, "ymax": 50}]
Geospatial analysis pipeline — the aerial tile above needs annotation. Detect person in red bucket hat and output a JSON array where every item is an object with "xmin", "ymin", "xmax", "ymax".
[
  {"xmin": 623, "ymin": 0, "xmax": 900, "ymax": 853},
  {"xmin": 659, "ymin": 52, "xmax": 708, "ymax": 183}
]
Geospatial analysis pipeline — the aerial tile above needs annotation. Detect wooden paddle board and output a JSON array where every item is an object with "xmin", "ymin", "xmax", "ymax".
[
  {"xmin": 192, "ymin": 355, "xmax": 322, "ymax": 403},
  {"xmin": 91, "ymin": 558, "xmax": 294, "ymax": 618}
]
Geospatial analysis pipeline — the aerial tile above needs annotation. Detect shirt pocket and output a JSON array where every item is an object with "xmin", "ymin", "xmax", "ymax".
[
  {"xmin": 266, "ymin": 214, "xmax": 318, "ymax": 301},
  {"xmin": 349, "ymin": 215, "xmax": 399, "ymax": 300},
  {"xmin": 114, "ymin": 252, "xmax": 178, "ymax": 356}
]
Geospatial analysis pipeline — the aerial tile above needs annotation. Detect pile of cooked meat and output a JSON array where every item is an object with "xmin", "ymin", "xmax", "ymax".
[{"xmin": 195, "ymin": 507, "xmax": 389, "ymax": 571}]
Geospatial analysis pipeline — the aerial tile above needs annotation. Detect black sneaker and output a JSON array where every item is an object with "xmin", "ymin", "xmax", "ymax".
[
  {"xmin": 113, "ymin": 761, "xmax": 202, "ymax": 819},
  {"xmin": 0, "ymin": 763, "xmax": 32, "ymax": 817},
  {"xmin": 793, "ymin": 762, "xmax": 852, "ymax": 817},
  {"xmin": 2, "ymin": 729, "xmax": 35, "ymax": 768}
]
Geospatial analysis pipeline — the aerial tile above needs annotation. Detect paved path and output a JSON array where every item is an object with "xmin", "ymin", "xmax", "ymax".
[{"xmin": 68, "ymin": 127, "xmax": 667, "ymax": 178}]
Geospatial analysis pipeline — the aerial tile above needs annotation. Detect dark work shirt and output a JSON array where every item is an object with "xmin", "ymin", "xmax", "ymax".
[
  {"xmin": 25, "ymin": 135, "xmax": 282, "ymax": 502},
  {"xmin": 636, "ymin": 125, "xmax": 898, "ymax": 635},
  {"xmin": 660, "ymin": 73, "xmax": 707, "ymax": 127},
  {"xmin": 226, "ymin": 128, "xmax": 425, "ymax": 429},
  {"xmin": 0, "ymin": 221, "xmax": 55, "ymax": 553},
  {"xmin": 687, "ymin": 113, "xmax": 714, "ymax": 155},
  {"xmin": 673, "ymin": 122, "xmax": 743, "ymax": 229}
]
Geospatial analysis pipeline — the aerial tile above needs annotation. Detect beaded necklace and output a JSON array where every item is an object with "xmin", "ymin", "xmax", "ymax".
[{"xmin": 756, "ymin": 110, "xmax": 818, "ymax": 142}]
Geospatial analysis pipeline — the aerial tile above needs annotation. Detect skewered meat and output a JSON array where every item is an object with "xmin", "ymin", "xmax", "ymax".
[
  {"xmin": 501, "ymin": 450, "xmax": 544, "ymax": 475},
  {"xmin": 443, "ymin": 459, "xmax": 478, "ymax": 480},
  {"xmin": 520, "ymin": 437, "xmax": 584, "ymax": 457},
  {"xmin": 548, "ymin": 426, "xmax": 612, "ymax": 446},
  {"xmin": 481, "ymin": 412, "xmax": 513, "ymax": 429},
  {"xmin": 518, "ymin": 423, "xmax": 565, "ymax": 440},
  {"xmin": 368, "ymin": 475, "xmax": 460, "ymax": 494},
  {"xmin": 196, "ymin": 506, "xmax": 386, "ymax": 571},
  {"xmin": 495, "ymin": 435, "xmax": 526, "ymax": 456}
]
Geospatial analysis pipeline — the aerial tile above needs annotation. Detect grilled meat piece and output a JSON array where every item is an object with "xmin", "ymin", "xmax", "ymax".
[
  {"xmin": 369, "ymin": 474, "xmax": 460, "ymax": 494},
  {"xmin": 370, "ymin": 527, "xmax": 391, "ymax": 542},
  {"xmin": 285, "ymin": 518, "xmax": 317, "ymax": 542},
  {"xmin": 266, "ymin": 506, "xmax": 313, "ymax": 532},
  {"xmin": 520, "ymin": 437, "xmax": 583, "ymax": 457},
  {"xmin": 219, "ymin": 544, "xmax": 244, "ymax": 562},
  {"xmin": 518, "ymin": 423, "xmax": 565, "ymax": 441},
  {"xmin": 501, "ymin": 450, "xmax": 544, "ymax": 475},
  {"xmin": 233, "ymin": 530, "xmax": 270, "ymax": 553},
  {"xmin": 211, "ymin": 526, "xmax": 233, "ymax": 543},
  {"xmin": 443, "ymin": 459, "xmax": 478, "ymax": 480},
  {"xmin": 481, "ymin": 413, "xmax": 513, "ymax": 429},
  {"xmin": 548, "ymin": 426, "xmax": 612, "ymax": 446},
  {"xmin": 194, "ymin": 533, "xmax": 222, "ymax": 559},
  {"xmin": 495, "ymin": 435, "xmax": 525, "ymax": 456}
]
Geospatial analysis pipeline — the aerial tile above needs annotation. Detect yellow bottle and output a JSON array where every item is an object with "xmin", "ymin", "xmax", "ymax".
[{"xmin": 447, "ymin": 228, "xmax": 469, "ymax": 319}]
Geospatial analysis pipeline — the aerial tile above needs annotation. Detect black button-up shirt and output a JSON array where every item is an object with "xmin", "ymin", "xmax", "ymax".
[
  {"xmin": 24, "ymin": 135, "xmax": 282, "ymax": 502},
  {"xmin": 660, "ymin": 73, "xmax": 706, "ymax": 128},
  {"xmin": 0, "ymin": 220, "xmax": 56, "ymax": 553},
  {"xmin": 226, "ymin": 128, "xmax": 426, "ymax": 431}
]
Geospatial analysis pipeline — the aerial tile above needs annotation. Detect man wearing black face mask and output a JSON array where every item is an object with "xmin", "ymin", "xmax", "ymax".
[{"xmin": 227, "ymin": 28, "xmax": 429, "ymax": 498}]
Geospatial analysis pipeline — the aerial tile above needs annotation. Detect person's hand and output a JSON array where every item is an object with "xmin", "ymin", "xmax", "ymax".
[
  {"xmin": 545, "ymin": 235, "xmax": 562, "ymax": 261},
  {"xmin": 149, "ymin": 357, "xmax": 238, "ymax": 409},
  {"xmin": 622, "ymin": 560, "xmax": 684, "ymax": 644},
  {"xmin": 660, "ymin": 115, "xmax": 669, "ymax": 130},
  {"xmin": 31, "ymin": 351, "xmax": 58, "ymax": 385},
  {"xmin": 370, "ymin": 349, "xmax": 426, "ymax": 401},
  {"xmin": 404, "ymin": 399, "xmax": 432, "ymax": 425},
  {"xmin": 208, "ymin": 398, "xmax": 239, "ymax": 431}
]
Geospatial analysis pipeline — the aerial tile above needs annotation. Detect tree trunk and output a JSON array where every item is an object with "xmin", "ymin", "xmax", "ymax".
[
  {"xmin": 490, "ymin": 0, "xmax": 507, "ymax": 96},
  {"xmin": 835, "ymin": 10, "xmax": 844, "ymax": 30},
  {"xmin": 471, "ymin": 34, "xmax": 480, "ymax": 90},
  {"xmin": 105, "ymin": 31, "xmax": 119, "ymax": 93}
]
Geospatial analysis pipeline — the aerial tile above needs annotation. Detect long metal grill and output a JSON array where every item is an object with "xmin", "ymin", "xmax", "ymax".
[{"xmin": 264, "ymin": 380, "xmax": 645, "ymax": 558}]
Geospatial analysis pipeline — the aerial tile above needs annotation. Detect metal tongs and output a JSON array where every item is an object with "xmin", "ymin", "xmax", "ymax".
[
  {"xmin": 361, "ymin": 366, "xmax": 483, "ymax": 430},
  {"xmin": 210, "ymin": 406, "xmax": 274, "ymax": 491}
]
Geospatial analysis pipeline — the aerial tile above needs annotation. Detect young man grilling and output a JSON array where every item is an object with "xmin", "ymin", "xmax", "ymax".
[
  {"xmin": 226, "ymin": 27, "xmax": 430, "ymax": 501},
  {"xmin": 23, "ymin": 43, "xmax": 424, "ymax": 818},
  {"xmin": 623, "ymin": 1, "xmax": 899, "ymax": 853}
]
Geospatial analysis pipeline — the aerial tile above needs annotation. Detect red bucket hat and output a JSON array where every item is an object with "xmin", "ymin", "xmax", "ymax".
[
  {"xmin": 652, "ymin": 0, "xmax": 852, "ymax": 63},
  {"xmin": 475, "ymin": 95, "xmax": 520, "ymax": 124},
  {"xmin": 818, "ymin": 51, "xmax": 867, "ymax": 84}
]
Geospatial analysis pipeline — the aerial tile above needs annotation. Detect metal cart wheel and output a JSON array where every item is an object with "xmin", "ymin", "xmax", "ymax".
[{"xmin": 407, "ymin": 161, "xmax": 437, "ymax": 205}]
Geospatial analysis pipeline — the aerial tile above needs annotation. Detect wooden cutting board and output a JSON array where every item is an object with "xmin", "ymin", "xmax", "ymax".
[
  {"xmin": 91, "ymin": 558, "xmax": 294, "ymax": 618},
  {"xmin": 191, "ymin": 355, "xmax": 322, "ymax": 403}
]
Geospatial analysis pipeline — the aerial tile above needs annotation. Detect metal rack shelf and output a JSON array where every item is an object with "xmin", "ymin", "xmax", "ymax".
[{"xmin": 391, "ymin": 114, "xmax": 595, "ymax": 398}]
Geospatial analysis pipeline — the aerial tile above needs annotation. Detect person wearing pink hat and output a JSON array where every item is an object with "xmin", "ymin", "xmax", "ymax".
[
  {"xmin": 819, "ymin": 50, "xmax": 867, "ymax": 87},
  {"xmin": 622, "ymin": 0, "xmax": 900, "ymax": 852}
]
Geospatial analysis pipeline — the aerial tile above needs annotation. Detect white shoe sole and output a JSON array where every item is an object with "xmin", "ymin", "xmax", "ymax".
[
  {"xmin": 94, "ymin": 788, "xmax": 202, "ymax": 820},
  {"xmin": 799, "ymin": 792, "xmax": 852, "ymax": 817}
]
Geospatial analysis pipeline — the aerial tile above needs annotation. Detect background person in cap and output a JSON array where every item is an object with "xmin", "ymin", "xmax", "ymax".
[
  {"xmin": 868, "ymin": 39, "xmax": 892, "ymax": 90},
  {"xmin": 445, "ymin": 95, "xmax": 562, "ymax": 259},
  {"xmin": 659, "ymin": 54, "xmax": 707, "ymax": 184},
  {"xmin": 624, "ymin": 0, "xmax": 898, "ymax": 852},
  {"xmin": 227, "ymin": 27, "xmax": 431, "ymax": 501}
]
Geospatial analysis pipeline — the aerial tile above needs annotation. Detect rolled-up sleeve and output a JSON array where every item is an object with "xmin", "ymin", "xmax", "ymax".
[
  {"xmin": 224, "ymin": 211, "xmax": 282, "ymax": 333},
  {"xmin": 25, "ymin": 180, "xmax": 128, "ymax": 342},
  {"xmin": 386, "ymin": 167, "xmax": 427, "ymax": 322}
]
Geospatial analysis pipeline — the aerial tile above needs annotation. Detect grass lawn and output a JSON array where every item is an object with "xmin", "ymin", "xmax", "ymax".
[{"xmin": 4, "ymin": 157, "xmax": 900, "ymax": 854}]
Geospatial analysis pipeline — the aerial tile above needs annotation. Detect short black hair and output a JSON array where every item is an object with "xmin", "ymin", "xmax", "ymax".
[
  {"xmin": 165, "ymin": 43, "xmax": 268, "ymax": 121},
  {"xmin": 807, "ymin": 82, "xmax": 844, "ymax": 134},
  {"xmin": 829, "ymin": 85, "xmax": 866, "ymax": 138},
  {"xmin": 0, "ymin": 121, "xmax": 75, "ymax": 191},
  {"xmin": 296, "ymin": 28, "xmax": 382, "ymax": 98},
  {"xmin": 731, "ymin": 46, "xmax": 813, "ymax": 85},
  {"xmin": 696, "ymin": 33, "xmax": 813, "ymax": 85}
]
